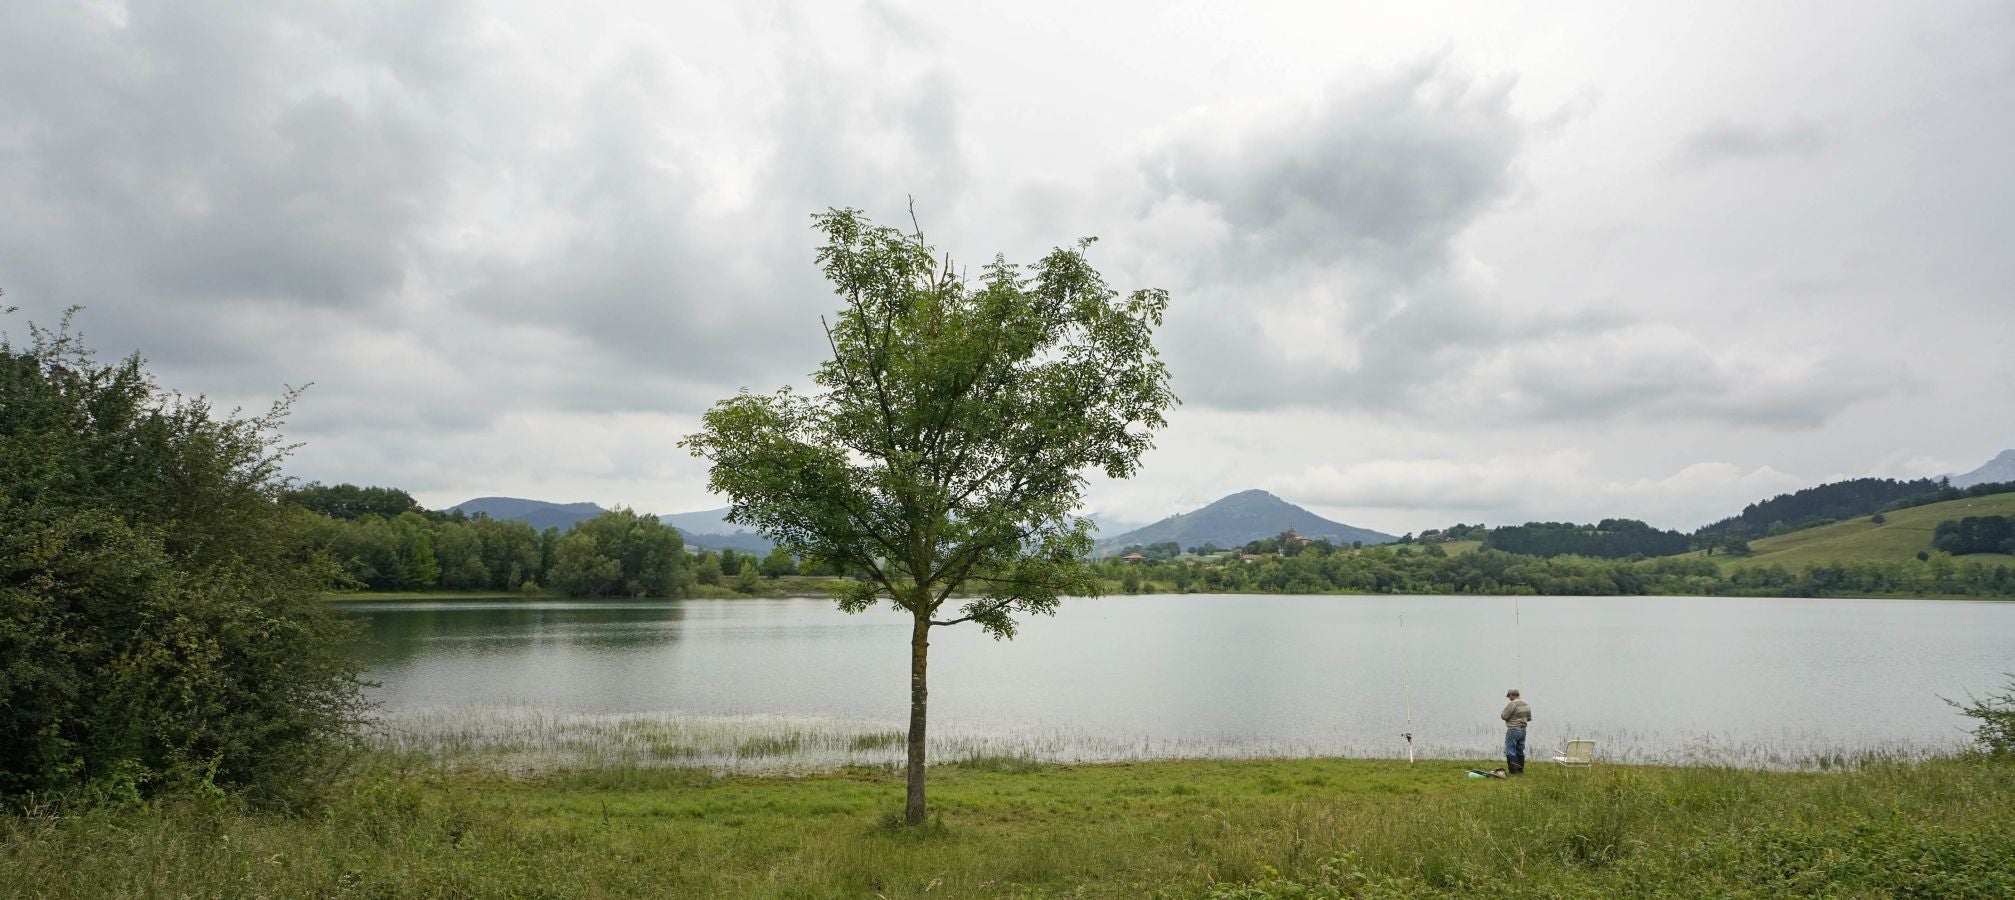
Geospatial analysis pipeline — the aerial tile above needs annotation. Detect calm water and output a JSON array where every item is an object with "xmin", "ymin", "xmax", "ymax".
[{"xmin": 338, "ymin": 594, "xmax": 2015, "ymax": 768}]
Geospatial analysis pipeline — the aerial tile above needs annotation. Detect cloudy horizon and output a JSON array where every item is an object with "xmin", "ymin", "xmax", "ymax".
[{"xmin": 4, "ymin": 1, "xmax": 2010, "ymax": 536}]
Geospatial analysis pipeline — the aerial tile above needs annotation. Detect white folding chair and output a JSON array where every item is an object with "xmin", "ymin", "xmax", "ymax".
[{"xmin": 1551, "ymin": 739, "xmax": 1595, "ymax": 767}]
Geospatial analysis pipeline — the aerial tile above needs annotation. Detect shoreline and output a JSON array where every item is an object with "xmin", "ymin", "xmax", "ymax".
[{"xmin": 322, "ymin": 588, "xmax": 2015, "ymax": 602}]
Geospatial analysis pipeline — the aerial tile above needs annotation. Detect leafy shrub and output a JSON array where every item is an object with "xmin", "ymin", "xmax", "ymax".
[
  {"xmin": 1, "ymin": 313, "xmax": 367, "ymax": 806},
  {"xmin": 1951, "ymin": 674, "xmax": 2015, "ymax": 756}
]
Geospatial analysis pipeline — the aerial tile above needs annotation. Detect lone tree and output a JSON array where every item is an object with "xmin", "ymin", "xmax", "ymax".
[{"xmin": 683, "ymin": 208, "xmax": 1175, "ymax": 825}]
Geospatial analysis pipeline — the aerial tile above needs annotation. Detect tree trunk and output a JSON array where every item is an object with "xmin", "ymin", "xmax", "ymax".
[{"xmin": 904, "ymin": 609, "xmax": 930, "ymax": 825}]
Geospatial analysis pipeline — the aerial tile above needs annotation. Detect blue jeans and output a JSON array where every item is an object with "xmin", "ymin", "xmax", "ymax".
[{"xmin": 1504, "ymin": 726, "xmax": 1527, "ymax": 764}]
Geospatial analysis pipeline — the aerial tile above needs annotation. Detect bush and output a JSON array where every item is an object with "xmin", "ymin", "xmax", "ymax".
[
  {"xmin": 1951, "ymin": 674, "xmax": 2015, "ymax": 756},
  {"xmin": 1, "ymin": 312, "xmax": 367, "ymax": 806}
]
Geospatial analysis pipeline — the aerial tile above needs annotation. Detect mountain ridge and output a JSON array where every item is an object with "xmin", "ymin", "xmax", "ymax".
[
  {"xmin": 446, "ymin": 497, "xmax": 774, "ymax": 552},
  {"xmin": 1093, "ymin": 489, "xmax": 1396, "ymax": 556},
  {"xmin": 1952, "ymin": 449, "xmax": 2015, "ymax": 489}
]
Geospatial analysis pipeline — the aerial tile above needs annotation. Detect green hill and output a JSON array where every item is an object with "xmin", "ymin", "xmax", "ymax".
[{"xmin": 1700, "ymin": 493, "xmax": 2015, "ymax": 571}]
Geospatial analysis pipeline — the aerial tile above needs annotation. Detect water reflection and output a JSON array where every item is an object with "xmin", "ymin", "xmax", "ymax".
[{"xmin": 349, "ymin": 600, "xmax": 690, "ymax": 667}]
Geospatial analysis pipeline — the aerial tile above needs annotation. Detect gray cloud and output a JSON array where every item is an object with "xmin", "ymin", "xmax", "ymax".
[
  {"xmin": 1112, "ymin": 63, "xmax": 1890, "ymax": 430},
  {"xmin": 1671, "ymin": 119, "xmax": 1828, "ymax": 171},
  {"xmin": 1, "ymin": 1, "xmax": 2007, "ymax": 527},
  {"xmin": 1143, "ymin": 58, "xmax": 1523, "ymax": 283},
  {"xmin": 0, "ymin": 1, "xmax": 976, "ymax": 442}
]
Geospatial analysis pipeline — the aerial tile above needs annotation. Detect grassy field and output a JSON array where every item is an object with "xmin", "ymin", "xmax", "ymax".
[
  {"xmin": 1689, "ymin": 492, "xmax": 2015, "ymax": 573},
  {"xmin": 5, "ymin": 754, "xmax": 2012, "ymax": 898}
]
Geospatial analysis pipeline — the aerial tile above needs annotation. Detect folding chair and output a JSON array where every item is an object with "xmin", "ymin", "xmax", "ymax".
[{"xmin": 1551, "ymin": 739, "xmax": 1595, "ymax": 767}]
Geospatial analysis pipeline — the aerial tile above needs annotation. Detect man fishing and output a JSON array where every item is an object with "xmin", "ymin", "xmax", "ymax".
[{"xmin": 1501, "ymin": 689, "xmax": 1532, "ymax": 775}]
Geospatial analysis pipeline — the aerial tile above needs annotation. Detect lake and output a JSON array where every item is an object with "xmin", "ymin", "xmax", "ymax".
[{"xmin": 337, "ymin": 593, "xmax": 2015, "ymax": 770}]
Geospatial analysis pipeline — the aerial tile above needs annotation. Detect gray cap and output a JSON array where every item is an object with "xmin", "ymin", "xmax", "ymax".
[{"xmin": 1506, "ymin": 688, "xmax": 1520, "ymax": 697}]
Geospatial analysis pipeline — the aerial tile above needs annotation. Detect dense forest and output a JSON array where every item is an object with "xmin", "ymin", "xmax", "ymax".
[
  {"xmin": 1479, "ymin": 519, "xmax": 1691, "ymax": 559},
  {"xmin": 1935, "ymin": 516, "xmax": 2015, "ymax": 556}
]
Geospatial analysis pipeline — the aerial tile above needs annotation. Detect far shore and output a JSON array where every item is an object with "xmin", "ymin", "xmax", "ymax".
[{"xmin": 322, "ymin": 586, "xmax": 2015, "ymax": 603}]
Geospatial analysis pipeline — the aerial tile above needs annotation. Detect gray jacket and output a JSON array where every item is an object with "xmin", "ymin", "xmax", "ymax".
[{"xmin": 1501, "ymin": 699, "xmax": 1532, "ymax": 729}]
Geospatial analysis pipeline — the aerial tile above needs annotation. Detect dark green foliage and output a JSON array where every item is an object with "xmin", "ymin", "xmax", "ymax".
[
  {"xmin": 694, "ymin": 551, "xmax": 722, "ymax": 586},
  {"xmin": 1099, "ymin": 544, "xmax": 2015, "ymax": 598},
  {"xmin": 308, "ymin": 510, "xmax": 545, "ymax": 592},
  {"xmin": 757, "ymin": 545, "xmax": 797, "ymax": 578},
  {"xmin": 0, "ymin": 314, "xmax": 366, "ymax": 805},
  {"xmin": 732, "ymin": 558, "xmax": 760, "ymax": 593},
  {"xmin": 1933, "ymin": 515, "xmax": 2015, "ymax": 555},
  {"xmin": 283, "ymin": 483, "xmax": 423, "ymax": 520},
  {"xmin": 1951, "ymin": 675, "xmax": 2015, "ymax": 756},
  {"xmin": 545, "ymin": 509, "xmax": 686, "ymax": 598},
  {"xmin": 1119, "ymin": 541, "xmax": 1181, "ymax": 560},
  {"xmin": 1482, "ymin": 519, "xmax": 1691, "ymax": 559}
]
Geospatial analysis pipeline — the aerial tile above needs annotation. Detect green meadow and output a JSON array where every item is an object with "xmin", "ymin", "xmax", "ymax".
[
  {"xmin": 1704, "ymin": 492, "xmax": 2015, "ymax": 573},
  {"xmin": 6, "ymin": 753, "xmax": 2012, "ymax": 898}
]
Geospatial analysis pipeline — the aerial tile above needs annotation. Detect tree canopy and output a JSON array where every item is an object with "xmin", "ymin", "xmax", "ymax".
[{"xmin": 683, "ymin": 207, "xmax": 1175, "ymax": 824}]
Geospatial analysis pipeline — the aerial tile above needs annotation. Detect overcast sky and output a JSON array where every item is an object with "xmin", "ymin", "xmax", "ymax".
[{"xmin": 4, "ymin": 1, "xmax": 2011, "ymax": 535}]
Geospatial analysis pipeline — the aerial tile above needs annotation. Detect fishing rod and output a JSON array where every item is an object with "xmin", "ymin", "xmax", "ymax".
[
  {"xmin": 1399, "ymin": 614, "xmax": 1415, "ymax": 764},
  {"xmin": 1513, "ymin": 597, "xmax": 1524, "ymax": 690}
]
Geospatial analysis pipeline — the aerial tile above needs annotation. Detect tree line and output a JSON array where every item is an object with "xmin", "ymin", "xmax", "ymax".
[
  {"xmin": 289, "ymin": 484, "xmax": 808, "ymax": 597},
  {"xmin": 1476, "ymin": 519, "xmax": 1691, "ymax": 559},
  {"xmin": 1934, "ymin": 516, "xmax": 2015, "ymax": 556},
  {"xmin": 1395, "ymin": 478, "xmax": 2015, "ymax": 560},
  {"xmin": 1098, "ymin": 543, "xmax": 2015, "ymax": 598}
]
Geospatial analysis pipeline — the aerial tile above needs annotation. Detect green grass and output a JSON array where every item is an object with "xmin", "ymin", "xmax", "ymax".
[
  {"xmin": 1689, "ymin": 492, "xmax": 2015, "ymax": 573},
  {"xmin": 5, "ymin": 754, "xmax": 2012, "ymax": 898}
]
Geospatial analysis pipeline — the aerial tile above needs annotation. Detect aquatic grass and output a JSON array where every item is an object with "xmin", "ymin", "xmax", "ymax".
[
  {"xmin": 735, "ymin": 735, "xmax": 804, "ymax": 758},
  {"xmin": 363, "ymin": 705, "xmax": 1961, "ymax": 780},
  {"xmin": 847, "ymin": 730, "xmax": 905, "ymax": 752}
]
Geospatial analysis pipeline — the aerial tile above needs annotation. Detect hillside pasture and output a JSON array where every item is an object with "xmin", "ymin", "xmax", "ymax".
[{"xmin": 1707, "ymin": 492, "xmax": 2015, "ymax": 572}]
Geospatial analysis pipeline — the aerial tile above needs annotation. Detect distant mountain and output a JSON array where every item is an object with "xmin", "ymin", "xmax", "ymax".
[
  {"xmin": 1088, "ymin": 515, "xmax": 1147, "ymax": 540},
  {"xmin": 659, "ymin": 507, "xmax": 739, "ymax": 534},
  {"xmin": 1953, "ymin": 450, "xmax": 2015, "ymax": 489},
  {"xmin": 678, "ymin": 530, "xmax": 774, "ymax": 554},
  {"xmin": 1093, "ymin": 489, "xmax": 1396, "ymax": 556},
  {"xmin": 658, "ymin": 507, "xmax": 776, "ymax": 553},
  {"xmin": 458, "ymin": 491, "xmax": 1396, "ymax": 558},
  {"xmin": 449, "ymin": 497, "xmax": 607, "ymax": 532},
  {"xmin": 451, "ymin": 497, "xmax": 776, "ymax": 553}
]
